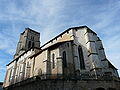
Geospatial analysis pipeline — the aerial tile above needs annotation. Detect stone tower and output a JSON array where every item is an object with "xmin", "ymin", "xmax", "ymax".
[{"xmin": 14, "ymin": 28, "xmax": 40, "ymax": 59}]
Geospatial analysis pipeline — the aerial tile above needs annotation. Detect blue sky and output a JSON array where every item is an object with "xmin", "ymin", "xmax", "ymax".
[{"xmin": 0, "ymin": 0, "xmax": 120, "ymax": 82}]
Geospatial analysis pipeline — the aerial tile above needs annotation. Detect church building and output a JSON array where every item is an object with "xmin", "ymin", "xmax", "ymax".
[{"xmin": 3, "ymin": 26, "xmax": 120, "ymax": 90}]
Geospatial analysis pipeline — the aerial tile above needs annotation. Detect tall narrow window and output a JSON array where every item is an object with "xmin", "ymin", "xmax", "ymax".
[
  {"xmin": 26, "ymin": 62, "xmax": 31, "ymax": 78},
  {"xmin": 78, "ymin": 46, "xmax": 85, "ymax": 69},
  {"xmin": 62, "ymin": 51, "xmax": 67, "ymax": 67},
  {"xmin": 28, "ymin": 41, "xmax": 31, "ymax": 48},
  {"xmin": 32, "ymin": 42, "xmax": 34, "ymax": 47},
  {"xmin": 52, "ymin": 53, "xmax": 55, "ymax": 69},
  {"xmin": 9, "ymin": 69, "xmax": 12, "ymax": 82},
  {"xmin": 16, "ymin": 66, "xmax": 19, "ymax": 82}
]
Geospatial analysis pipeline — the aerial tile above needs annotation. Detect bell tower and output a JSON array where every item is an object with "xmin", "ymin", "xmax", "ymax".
[{"xmin": 14, "ymin": 28, "xmax": 40, "ymax": 59}]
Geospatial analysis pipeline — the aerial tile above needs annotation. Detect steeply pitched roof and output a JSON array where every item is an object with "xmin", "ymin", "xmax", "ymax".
[
  {"xmin": 40, "ymin": 26, "xmax": 87, "ymax": 48},
  {"xmin": 29, "ymin": 40, "xmax": 73, "ymax": 58}
]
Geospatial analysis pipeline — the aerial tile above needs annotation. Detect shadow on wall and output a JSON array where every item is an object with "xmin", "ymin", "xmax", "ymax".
[{"xmin": 96, "ymin": 87, "xmax": 105, "ymax": 90}]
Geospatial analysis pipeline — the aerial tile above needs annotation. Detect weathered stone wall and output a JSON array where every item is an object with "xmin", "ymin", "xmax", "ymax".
[
  {"xmin": 3, "ymin": 79, "xmax": 120, "ymax": 90},
  {"xmin": 3, "ymin": 48, "xmax": 40, "ymax": 87},
  {"xmin": 3, "ymin": 26, "xmax": 119, "ymax": 89},
  {"xmin": 33, "ymin": 50, "xmax": 48, "ymax": 76}
]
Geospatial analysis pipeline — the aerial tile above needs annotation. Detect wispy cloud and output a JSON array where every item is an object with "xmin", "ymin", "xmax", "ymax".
[{"xmin": 92, "ymin": 1, "xmax": 120, "ymax": 30}]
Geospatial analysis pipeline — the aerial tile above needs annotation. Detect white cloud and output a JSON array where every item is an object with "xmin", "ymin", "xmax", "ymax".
[{"xmin": 0, "ymin": 0, "xmax": 66, "ymax": 52}]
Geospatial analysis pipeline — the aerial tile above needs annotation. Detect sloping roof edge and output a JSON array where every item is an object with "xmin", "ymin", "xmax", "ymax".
[
  {"xmin": 29, "ymin": 40, "xmax": 73, "ymax": 58},
  {"xmin": 6, "ymin": 47, "xmax": 41, "ymax": 66},
  {"xmin": 40, "ymin": 26, "xmax": 87, "ymax": 48},
  {"xmin": 108, "ymin": 60, "xmax": 118, "ymax": 70}
]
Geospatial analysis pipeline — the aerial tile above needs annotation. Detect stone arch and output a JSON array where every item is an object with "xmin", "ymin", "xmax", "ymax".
[
  {"xmin": 52, "ymin": 53, "xmax": 55, "ymax": 69},
  {"xmin": 34, "ymin": 68, "xmax": 42, "ymax": 76},
  {"xmin": 32, "ymin": 42, "xmax": 34, "ymax": 47},
  {"xmin": 78, "ymin": 45, "xmax": 85, "ymax": 70},
  {"xmin": 62, "ymin": 51, "xmax": 67, "ymax": 68},
  {"xmin": 38, "ymin": 68, "xmax": 42, "ymax": 75},
  {"xmin": 28, "ymin": 41, "xmax": 31, "ymax": 48}
]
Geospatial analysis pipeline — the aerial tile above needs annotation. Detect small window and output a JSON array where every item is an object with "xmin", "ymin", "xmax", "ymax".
[
  {"xmin": 16, "ymin": 66, "xmax": 19, "ymax": 76},
  {"xmin": 18, "ymin": 65, "xmax": 21, "ymax": 77},
  {"xmin": 19, "ymin": 65, "xmax": 21, "ymax": 72},
  {"xmin": 32, "ymin": 42, "xmax": 34, "ymax": 47},
  {"xmin": 67, "ymin": 43, "xmax": 69, "ymax": 47},
  {"xmin": 62, "ymin": 51, "xmax": 67, "ymax": 67},
  {"xmin": 9, "ymin": 69, "xmax": 12, "ymax": 82},
  {"xmin": 28, "ymin": 41, "xmax": 31, "ymax": 48},
  {"xmin": 26, "ymin": 62, "xmax": 31, "ymax": 78},
  {"xmin": 52, "ymin": 53, "xmax": 55, "ymax": 69},
  {"xmin": 78, "ymin": 46, "xmax": 85, "ymax": 69}
]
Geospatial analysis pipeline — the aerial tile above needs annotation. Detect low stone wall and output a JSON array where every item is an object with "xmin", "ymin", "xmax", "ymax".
[{"xmin": 3, "ymin": 78, "xmax": 120, "ymax": 90}]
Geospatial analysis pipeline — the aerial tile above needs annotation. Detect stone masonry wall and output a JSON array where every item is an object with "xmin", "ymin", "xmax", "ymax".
[{"xmin": 3, "ymin": 79, "xmax": 120, "ymax": 90}]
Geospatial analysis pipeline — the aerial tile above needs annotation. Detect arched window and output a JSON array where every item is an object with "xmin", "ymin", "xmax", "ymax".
[
  {"xmin": 33, "ymin": 37, "xmax": 34, "ymax": 40},
  {"xmin": 28, "ymin": 41, "xmax": 31, "ymax": 48},
  {"xmin": 52, "ymin": 53, "xmax": 55, "ymax": 69},
  {"xmin": 32, "ymin": 42, "xmax": 34, "ymax": 47},
  {"xmin": 78, "ymin": 46, "xmax": 85, "ymax": 69},
  {"xmin": 26, "ymin": 62, "xmax": 31, "ymax": 78},
  {"xmin": 9, "ymin": 69, "xmax": 12, "ymax": 82},
  {"xmin": 62, "ymin": 51, "xmax": 67, "ymax": 68}
]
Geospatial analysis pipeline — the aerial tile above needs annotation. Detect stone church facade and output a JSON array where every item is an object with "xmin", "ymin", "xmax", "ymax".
[{"xmin": 3, "ymin": 26, "xmax": 120, "ymax": 90}]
